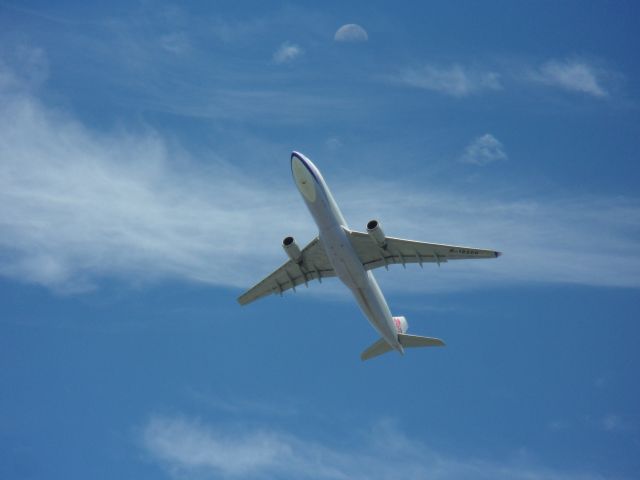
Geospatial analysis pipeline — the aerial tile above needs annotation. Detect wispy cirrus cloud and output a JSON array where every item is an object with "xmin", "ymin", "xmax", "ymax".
[
  {"xmin": 529, "ymin": 59, "xmax": 608, "ymax": 97},
  {"xmin": 547, "ymin": 412, "xmax": 638, "ymax": 434},
  {"xmin": 141, "ymin": 414, "xmax": 605, "ymax": 480},
  {"xmin": 188, "ymin": 389, "xmax": 300, "ymax": 418},
  {"xmin": 273, "ymin": 41, "xmax": 303, "ymax": 64},
  {"xmin": 343, "ymin": 186, "xmax": 640, "ymax": 293},
  {"xmin": 459, "ymin": 134, "xmax": 507, "ymax": 166},
  {"xmin": 599, "ymin": 413, "xmax": 638, "ymax": 433},
  {"xmin": 391, "ymin": 58, "xmax": 618, "ymax": 100},
  {"xmin": 1, "ymin": 59, "xmax": 639, "ymax": 294},
  {"xmin": 602, "ymin": 414, "xmax": 625, "ymax": 432},
  {"xmin": 391, "ymin": 64, "xmax": 502, "ymax": 97},
  {"xmin": 159, "ymin": 32, "xmax": 190, "ymax": 55},
  {"xmin": 0, "ymin": 61, "xmax": 306, "ymax": 292}
]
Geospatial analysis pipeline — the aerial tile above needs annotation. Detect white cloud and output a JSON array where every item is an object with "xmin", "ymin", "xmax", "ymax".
[
  {"xmin": 1, "ymin": 61, "xmax": 639, "ymax": 295},
  {"xmin": 208, "ymin": 17, "xmax": 271, "ymax": 45},
  {"xmin": 0, "ymin": 71, "xmax": 307, "ymax": 292},
  {"xmin": 547, "ymin": 420, "xmax": 569, "ymax": 431},
  {"xmin": 325, "ymin": 136, "xmax": 342, "ymax": 150},
  {"xmin": 334, "ymin": 24, "xmax": 368, "ymax": 42},
  {"xmin": 394, "ymin": 64, "xmax": 501, "ymax": 97},
  {"xmin": 594, "ymin": 376, "xmax": 607, "ymax": 389},
  {"xmin": 188, "ymin": 389, "xmax": 300, "ymax": 417},
  {"xmin": 601, "ymin": 414, "xmax": 628, "ymax": 432},
  {"xmin": 460, "ymin": 134, "xmax": 508, "ymax": 165},
  {"xmin": 143, "ymin": 416, "xmax": 292, "ymax": 477},
  {"xmin": 142, "ymin": 415, "xmax": 604, "ymax": 480},
  {"xmin": 273, "ymin": 42, "xmax": 303, "ymax": 64},
  {"xmin": 602, "ymin": 414, "xmax": 620, "ymax": 431},
  {"xmin": 391, "ymin": 58, "xmax": 618, "ymax": 100},
  {"xmin": 0, "ymin": 46, "xmax": 48, "ymax": 91},
  {"xmin": 348, "ymin": 189, "xmax": 640, "ymax": 293},
  {"xmin": 159, "ymin": 32, "xmax": 190, "ymax": 54},
  {"xmin": 530, "ymin": 59, "xmax": 608, "ymax": 97}
]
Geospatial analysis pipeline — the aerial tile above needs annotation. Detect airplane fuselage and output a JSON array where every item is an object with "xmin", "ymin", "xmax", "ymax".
[{"xmin": 291, "ymin": 152, "xmax": 403, "ymax": 353}]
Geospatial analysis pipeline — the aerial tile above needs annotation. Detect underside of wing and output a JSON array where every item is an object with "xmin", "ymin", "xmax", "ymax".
[
  {"xmin": 237, "ymin": 237, "xmax": 335, "ymax": 306},
  {"xmin": 347, "ymin": 230, "xmax": 501, "ymax": 271}
]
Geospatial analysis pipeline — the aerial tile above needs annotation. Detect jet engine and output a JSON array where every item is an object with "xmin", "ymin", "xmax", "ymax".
[
  {"xmin": 392, "ymin": 316, "xmax": 408, "ymax": 334},
  {"xmin": 366, "ymin": 219, "xmax": 387, "ymax": 249},
  {"xmin": 282, "ymin": 236, "xmax": 303, "ymax": 264}
]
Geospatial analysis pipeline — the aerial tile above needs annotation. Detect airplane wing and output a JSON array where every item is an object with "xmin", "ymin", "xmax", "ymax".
[
  {"xmin": 347, "ymin": 230, "xmax": 501, "ymax": 270},
  {"xmin": 237, "ymin": 237, "xmax": 335, "ymax": 305}
]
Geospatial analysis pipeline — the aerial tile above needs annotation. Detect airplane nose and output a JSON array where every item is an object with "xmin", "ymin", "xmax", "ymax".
[
  {"xmin": 291, "ymin": 151, "xmax": 306, "ymax": 167},
  {"xmin": 291, "ymin": 152, "xmax": 317, "ymax": 202}
]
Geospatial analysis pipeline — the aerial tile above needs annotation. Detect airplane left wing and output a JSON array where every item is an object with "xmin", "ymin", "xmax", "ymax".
[
  {"xmin": 347, "ymin": 230, "xmax": 500, "ymax": 270},
  {"xmin": 237, "ymin": 237, "xmax": 335, "ymax": 305}
]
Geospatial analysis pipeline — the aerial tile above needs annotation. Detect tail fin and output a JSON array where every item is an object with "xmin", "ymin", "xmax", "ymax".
[{"xmin": 361, "ymin": 334, "xmax": 445, "ymax": 361}]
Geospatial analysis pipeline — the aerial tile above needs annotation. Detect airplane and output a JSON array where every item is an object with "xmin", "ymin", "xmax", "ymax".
[{"xmin": 238, "ymin": 152, "xmax": 501, "ymax": 360}]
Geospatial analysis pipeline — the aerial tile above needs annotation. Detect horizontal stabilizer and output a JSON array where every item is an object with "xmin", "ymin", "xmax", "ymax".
[
  {"xmin": 361, "ymin": 338, "xmax": 394, "ymax": 361},
  {"xmin": 398, "ymin": 333, "xmax": 445, "ymax": 348},
  {"xmin": 361, "ymin": 334, "xmax": 445, "ymax": 361}
]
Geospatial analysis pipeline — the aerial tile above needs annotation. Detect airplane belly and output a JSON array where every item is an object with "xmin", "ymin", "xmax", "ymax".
[
  {"xmin": 349, "ymin": 276, "xmax": 399, "ymax": 348},
  {"xmin": 320, "ymin": 227, "xmax": 367, "ymax": 289},
  {"xmin": 320, "ymin": 227, "xmax": 399, "ymax": 349}
]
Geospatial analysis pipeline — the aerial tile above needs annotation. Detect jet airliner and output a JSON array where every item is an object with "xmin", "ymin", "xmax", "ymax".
[{"xmin": 239, "ymin": 152, "xmax": 501, "ymax": 360}]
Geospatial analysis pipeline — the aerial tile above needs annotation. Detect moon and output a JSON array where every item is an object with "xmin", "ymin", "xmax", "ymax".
[{"xmin": 334, "ymin": 24, "xmax": 368, "ymax": 42}]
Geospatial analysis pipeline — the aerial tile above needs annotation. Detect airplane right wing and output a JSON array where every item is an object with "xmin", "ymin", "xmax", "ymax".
[
  {"xmin": 347, "ymin": 230, "xmax": 501, "ymax": 271},
  {"xmin": 237, "ymin": 237, "xmax": 335, "ymax": 306}
]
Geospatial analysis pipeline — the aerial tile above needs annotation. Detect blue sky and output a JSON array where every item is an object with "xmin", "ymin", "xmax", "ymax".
[{"xmin": 1, "ymin": 1, "xmax": 639, "ymax": 479}]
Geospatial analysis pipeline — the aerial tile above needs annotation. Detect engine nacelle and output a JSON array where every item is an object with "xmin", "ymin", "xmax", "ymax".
[
  {"xmin": 393, "ymin": 316, "xmax": 409, "ymax": 334},
  {"xmin": 366, "ymin": 219, "xmax": 387, "ymax": 249},
  {"xmin": 282, "ymin": 236, "xmax": 303, "ymax": 264}
]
